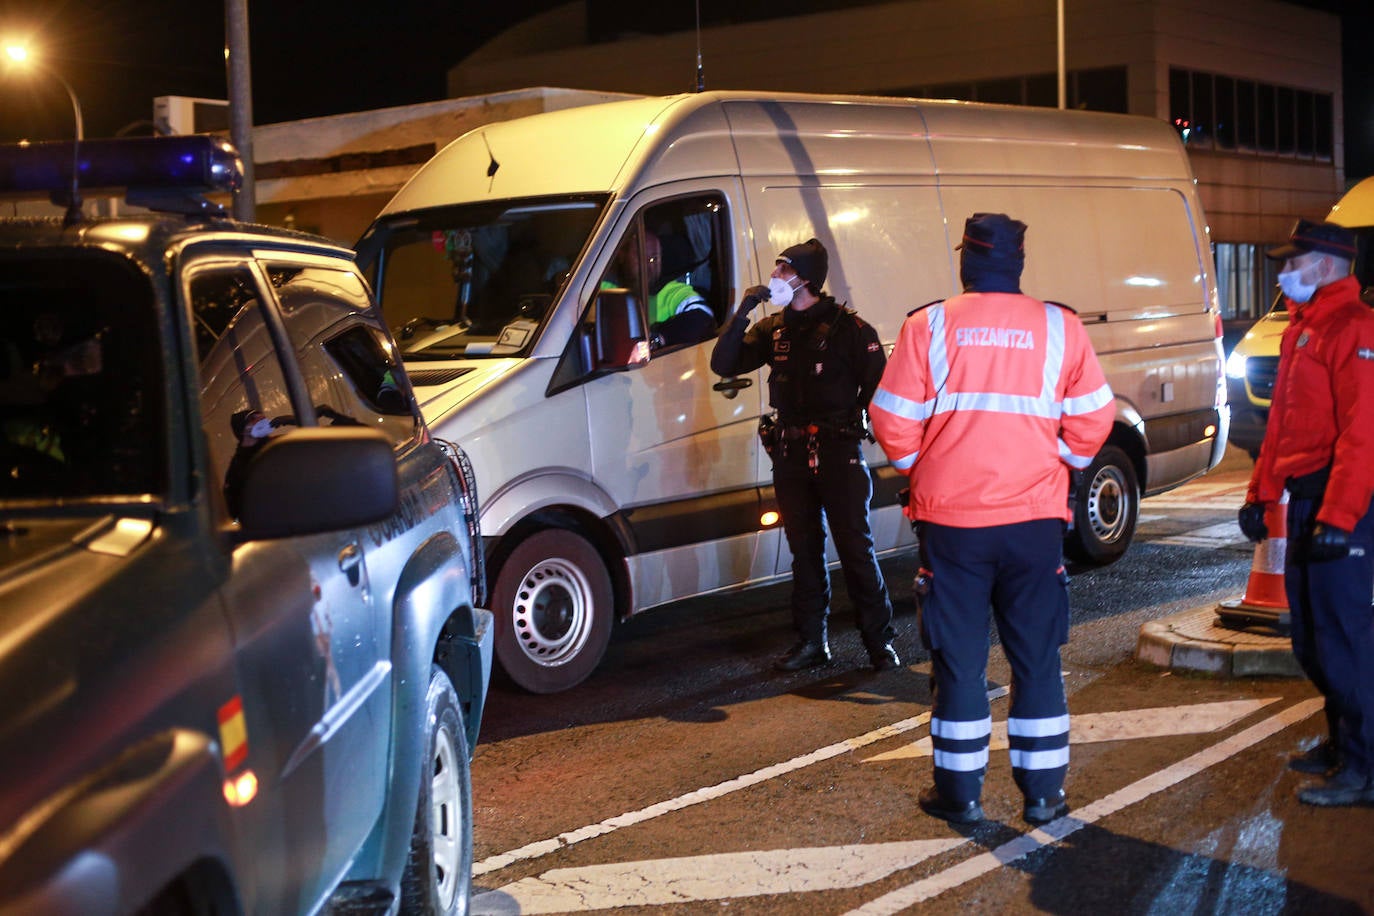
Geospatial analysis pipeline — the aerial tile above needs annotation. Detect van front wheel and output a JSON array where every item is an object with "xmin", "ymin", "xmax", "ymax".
[
  {"xmin": 1066, "ymin": 445, "xmax": 1138, "ymax": 566},
  {"xmin": 492, "ymin": 529, "xmax": 613, "ymax": 693}
]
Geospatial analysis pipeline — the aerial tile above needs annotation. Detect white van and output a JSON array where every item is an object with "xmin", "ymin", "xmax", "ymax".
[{"xmin": 356, "ymin": 91, "xmax": 1228, "ymax": 693}]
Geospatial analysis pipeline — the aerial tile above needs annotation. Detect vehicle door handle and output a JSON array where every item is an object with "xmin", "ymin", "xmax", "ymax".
[
  {"xmin": 712, "ymin": 376, "xmax": 753, "ymax": 399},
  {"xmin": 338, "ymin": 543, "xmax": 363, "ymax": 586}
]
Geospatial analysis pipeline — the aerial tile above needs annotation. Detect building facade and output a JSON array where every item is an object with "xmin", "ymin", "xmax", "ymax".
[{"xmin": 448, "ymin": 0, "xmax": 1346, "ymax": 324}]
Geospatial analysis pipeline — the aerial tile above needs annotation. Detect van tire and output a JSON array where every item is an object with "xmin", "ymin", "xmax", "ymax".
[
  {"xmin": 1066, "ymin": 445, "xmax": 1138, "ymax": 566},
  {"xmin": 401, "ymin": 665, "xmax": 472, "ymax": 916},
  {"xmin": 492, "ymin": 529, "xmax": 613, "ymax": 693}
]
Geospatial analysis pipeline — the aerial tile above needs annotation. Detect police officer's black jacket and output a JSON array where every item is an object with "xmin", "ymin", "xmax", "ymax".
[{"xmin": 711, "ymin": 295, "xmax": 886, "ymax": 429}]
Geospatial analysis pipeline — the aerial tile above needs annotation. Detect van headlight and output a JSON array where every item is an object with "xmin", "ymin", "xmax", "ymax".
[{"xmin": 1224, "ymin": 349, "xmax": 1248, "ymax": 379}]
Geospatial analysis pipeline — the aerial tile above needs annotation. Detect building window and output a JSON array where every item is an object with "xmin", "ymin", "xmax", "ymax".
[
  {"xmin": 1171, "ymin": 67, "xmax": 1332, "ymax": 161},
  {"xmin": 1214, "ymin": 242, "xmax": 1278, "ymax": 323},
  {"xmin": 895, "ymin": 66, "xmax": 1129, "ymax": 113}
]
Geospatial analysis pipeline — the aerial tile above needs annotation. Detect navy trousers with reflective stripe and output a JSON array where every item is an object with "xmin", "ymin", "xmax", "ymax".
[
  {"xmin": 917, "ymin": 518, "xmax": 1071, "ymax": 803},
  {"xmin": 1286, "ymin": 495, "xmax": 1374, "ymax": 777}
]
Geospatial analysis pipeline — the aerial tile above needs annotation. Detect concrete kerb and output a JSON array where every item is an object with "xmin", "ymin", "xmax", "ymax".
[{"xmin": 1136, "ymin": 604, "xmax": 1303, "ymax": 678}]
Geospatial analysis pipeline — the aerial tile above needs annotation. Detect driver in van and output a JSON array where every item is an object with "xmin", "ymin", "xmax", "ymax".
[{"xmin": 603, "ymin": 230, "xmax": 715, "ymax": 349}]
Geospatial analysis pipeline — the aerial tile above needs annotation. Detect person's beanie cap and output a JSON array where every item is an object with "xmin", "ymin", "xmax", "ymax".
[{"xmin": 776, "ymin": 238, "xmax": 829, "ymax": 289}]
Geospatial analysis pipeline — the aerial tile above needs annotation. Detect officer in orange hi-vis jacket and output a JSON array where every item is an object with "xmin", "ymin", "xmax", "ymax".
[{"xmin": 870, "ymin": 212, "xmax": 1114, "ymax": 828}]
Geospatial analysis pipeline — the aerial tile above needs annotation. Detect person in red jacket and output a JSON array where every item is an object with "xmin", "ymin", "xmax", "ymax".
[
  {"xmin": 870, "ymin": 212, "xmax": 1113, "ymax": 827},
  {"xmin": 1239, "ymin": 218, "xmax": 1374, "ymax": 807}
]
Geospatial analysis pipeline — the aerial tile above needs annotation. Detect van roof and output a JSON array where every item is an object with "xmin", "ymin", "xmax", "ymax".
[
  {"xmin": 380, "ymin": 91, "xmax": 1196, "ymax": 216},
  {"xmin": 1328, "ymin": 175, "xmax": 1374, "ymax": 228}
]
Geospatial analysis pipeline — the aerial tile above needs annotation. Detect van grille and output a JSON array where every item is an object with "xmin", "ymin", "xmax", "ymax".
[{"xmin": 1246, "ymin": 357, "xmax": 1279, "ymax": 400}]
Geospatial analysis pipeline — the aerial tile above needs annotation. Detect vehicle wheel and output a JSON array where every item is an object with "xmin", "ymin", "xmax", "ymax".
[
  {"xmin": 492, "ymin": 529, "xmax": 614, "ymax": 694},
  {"xmin": 401, "ymin": 665, "xmax": 472, "ymax": 916},
  {"xmin": 1066, "ymin": 444, "xmax": 1138, "ymax": 566}
]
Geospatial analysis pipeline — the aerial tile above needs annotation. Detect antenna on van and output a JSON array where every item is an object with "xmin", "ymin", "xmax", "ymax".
[{"xmin": 694, "ymin": 0, "xmax": 705, "ymax": 92}]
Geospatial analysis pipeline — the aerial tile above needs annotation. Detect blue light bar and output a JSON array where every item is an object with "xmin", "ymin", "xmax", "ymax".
[{"xmin": 0, "ymin": 135, "xmax": 243, "ymax": 213}]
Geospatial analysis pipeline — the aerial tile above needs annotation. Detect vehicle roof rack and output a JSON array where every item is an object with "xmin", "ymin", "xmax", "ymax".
[{"xmin": 0, "ymin": 135, "xmax": 243, "ymax": 218}]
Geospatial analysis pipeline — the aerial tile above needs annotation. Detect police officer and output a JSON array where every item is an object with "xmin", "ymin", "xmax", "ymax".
[
  {"xmin": 710, "ymin": 237, "xmax": 899, "ymax": 673},
  {"xmin": 1239, "ymin": 218, "xmax": 1374, "ymax": 807},
  {"xmin": 870, "ymin": 213, "xmax": 1113, "ymax": 826}
]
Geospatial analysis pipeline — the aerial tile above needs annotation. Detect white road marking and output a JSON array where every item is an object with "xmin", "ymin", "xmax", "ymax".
[
  {"xmin": 845, "ymin": 697, "xmax": 1322, "ymax": 914},
  {"xmin": 473, "ymin": 688, "xmax": 1008, "ymax": 877},
  {"xmin": 1144, "ymin": 480, "xmax": 1248, "ymax": 511},
  {"xmin": 471, "ymin": 839, "xmax": 966, "ymax": 915},
  {"xmin": 862, "ymin": 698, "xmax": 1277, "ymax": 762},
  {"xmin": 1151, "ymin": 521, "xmax": 1251, "ymax": 548}
]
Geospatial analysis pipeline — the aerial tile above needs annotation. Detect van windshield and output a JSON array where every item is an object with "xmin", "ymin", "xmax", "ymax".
[{"xmin": 359, "ymin": 196, "xmax": 607, "ymax": 360}]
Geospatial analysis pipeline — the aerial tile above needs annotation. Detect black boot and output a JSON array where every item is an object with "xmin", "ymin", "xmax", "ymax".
[
  {"xmin": 1023, "ymin": 788, "xmax": 1070, "ymax": 826},
  {"xmin": 1288, "ymin": 738, "xmax": 1341, "ymax": 775},
  {"xmin": 918, "ymin": 786, "xmax": 984, "ymax": 825},
  {"xmin": 868, "ymin": 642, "xmax": 902, "ymax": 671},
  {"xmin": 775, "ymin": 639, "xmax": 831, "ymax": 671}
]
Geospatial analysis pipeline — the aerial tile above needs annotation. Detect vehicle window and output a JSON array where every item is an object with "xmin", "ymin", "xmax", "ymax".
[
  {"xmin": 272, "ymin": 265, "xmax": 418, "ymax": 446},
  {"xmin": 189, "ymin": 265, "xmax": 298, "ymax": 520},
  {"xmin": 360, "ymin": 196, "xmax": 607, "ymax": 360},
  {"xmin": 0, "ymin": 251, "xmax": 165, "ymax": 501},
  {"xmin": 595, "ymin": 193, "xmax": 730, "ymax": 350}
]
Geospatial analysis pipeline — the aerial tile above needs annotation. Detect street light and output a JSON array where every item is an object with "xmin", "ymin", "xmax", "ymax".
[{"xmin": 3, "ymin": 41, "xmax": 85, "ymax": 221}]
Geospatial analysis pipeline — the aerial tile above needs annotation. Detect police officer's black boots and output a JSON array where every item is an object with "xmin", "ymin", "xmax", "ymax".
[
  {"xmin": 1288, "ymin": 737, "xmax": 1341, "ymax": 775},
  {"xmin": 775, "ymin": 639, "xmax": 831, "ymax": 671},
  {"xmin": 868, "ymin": 642, "xmax": 901, "ymax": 672}
]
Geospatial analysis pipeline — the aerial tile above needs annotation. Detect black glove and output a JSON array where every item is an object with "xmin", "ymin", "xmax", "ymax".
[
  {"xmin": 1306, "ymin": 523, "xmax": 1351, "ymax": 562},
  {"xmin": 1237, "ymin": 501, "xmax": 1268, "ymax": 543},
  {"xmin": 736, "ymin": 285, "xmax": 770, "ymax": 319}
]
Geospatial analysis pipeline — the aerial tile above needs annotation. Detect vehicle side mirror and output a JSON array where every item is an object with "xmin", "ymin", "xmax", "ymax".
[
  {"xmin": 590, "ymin": 288, "xmax": 650, "ymax": 371},
  {"xmin": 237, "ymin": 428, "xmax": 398, "ymax": 540}
]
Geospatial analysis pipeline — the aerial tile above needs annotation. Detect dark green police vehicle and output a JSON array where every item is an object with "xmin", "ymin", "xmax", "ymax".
[{"xmin": 0, "ymin": 137, "xmax": 491, "ymax": 915}]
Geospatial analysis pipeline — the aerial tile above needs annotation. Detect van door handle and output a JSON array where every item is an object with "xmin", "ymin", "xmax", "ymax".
[
  {"xmin": 712, "ymin": 376, "xmax": 753, "ymax": 399},
  {"xmin": 338, "ymin": 543, "xmax": 363, "ymax": 586}
]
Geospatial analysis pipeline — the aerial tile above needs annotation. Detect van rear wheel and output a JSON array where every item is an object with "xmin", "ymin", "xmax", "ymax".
[
  {"xmin": 492, "ymin": 529, "xmax": 613, "ymax": 694},
  {"xmin": 1066, "ymin": 445, "xmax": 1138, "ymax": 566}
]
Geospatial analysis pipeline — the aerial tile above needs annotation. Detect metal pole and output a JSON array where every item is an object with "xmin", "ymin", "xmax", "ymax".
[
  {"xmin": 43, "ymin": 67, "xmax": 84, "ymax": 223},
  {"xmin": 1057, "ymin": 0, "xmax": 1066, "ymax": 110},
  {"xmin": 226, "ymin": 0, "xmax": 256, "ymax": 221}
]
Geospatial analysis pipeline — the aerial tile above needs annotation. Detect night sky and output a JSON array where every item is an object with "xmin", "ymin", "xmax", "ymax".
[{"xmin": 0, "ymin": 0, "xmax": 1370, "ymax": 179}]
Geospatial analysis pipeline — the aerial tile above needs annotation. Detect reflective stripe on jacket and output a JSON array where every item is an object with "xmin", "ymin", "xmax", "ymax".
[
  {"xmin": 870, "ymin": 291, "xmax": 1113, "ymax": 527},
  {"xmin": 1247, "ymin": 275, "xmax": 1374, "ymax": 532}
]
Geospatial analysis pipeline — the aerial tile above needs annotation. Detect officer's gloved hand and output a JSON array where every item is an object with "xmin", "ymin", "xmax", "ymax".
[
  {"xmin": 1237, "ymin": 501, "xmax": 1268, "ymax": 543},
  {"xmin": 736, "ymin": 285, "xmax": 770, "ymax": 320},
  {"xmin": 1306, "ymin": 523, "xmax": 1351, "ymax": 562}
]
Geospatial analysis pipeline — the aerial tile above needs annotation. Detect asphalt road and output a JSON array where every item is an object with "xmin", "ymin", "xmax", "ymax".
[{"xmin": 468, "ymin": 448, "xmax": 1373, "ymax": 914}]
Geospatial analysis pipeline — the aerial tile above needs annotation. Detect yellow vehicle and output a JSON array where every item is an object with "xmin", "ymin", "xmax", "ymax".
[{"xmin": 1225, "ymin": 178, "xmax": 1374, "ymax": 458}]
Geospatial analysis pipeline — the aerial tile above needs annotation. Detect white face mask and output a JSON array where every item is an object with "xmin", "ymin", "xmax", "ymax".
[
  {"xmin": 768, "ymin": 275, "xmax": 802, "ymax": 307},
  {"xmin": 249, "ymin": 417, "xmax": 274, "ymax": 439},
  {"xmin": 1277, "ymin": 268, "xmax": 1318, "ymax": 304}
]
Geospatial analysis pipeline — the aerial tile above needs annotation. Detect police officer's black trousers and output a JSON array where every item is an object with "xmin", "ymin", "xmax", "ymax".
[
  {"xmin": 917, "ymin": 518, "xmax": 1070, "ymax": 804},
  {"xmin": 1286, "ymin": 495, "xmax": 1374, "ymax": 778},
  {"xmin": 772, "ymin": 437, "xmax": 895, "ymax": 651}
]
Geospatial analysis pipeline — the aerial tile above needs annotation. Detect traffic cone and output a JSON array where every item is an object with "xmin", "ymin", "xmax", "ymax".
[{"xmin": 1216, "ymin": 492, "xmax": 1290, "ymax": 633}]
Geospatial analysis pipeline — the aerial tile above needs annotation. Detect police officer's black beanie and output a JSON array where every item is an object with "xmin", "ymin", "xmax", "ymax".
[
  {"xmin": 958, "ymin": 213, "xmax": 1026, "ymax": 294},
  {"xmin": 777, "ymin": 238, "xmax": 828, "ymax": 293}
]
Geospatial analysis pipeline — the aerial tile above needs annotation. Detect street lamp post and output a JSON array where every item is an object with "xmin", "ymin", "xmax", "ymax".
[{"xmin": 3, "ymin": 43, "xmax": 86, "ymax": 221}]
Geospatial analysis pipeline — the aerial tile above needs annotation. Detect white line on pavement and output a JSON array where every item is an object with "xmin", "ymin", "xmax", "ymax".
[
  {"xmin": 472, "ymin": 686, "xmax": 1010, "ymax": 877},
  {"xmin": 863, "ymin": 698, "xmax": 1278, "ymax": 762},
  {"xmin": 843, "ymin": 697, "xmax": 1323, "ymax": 915}
]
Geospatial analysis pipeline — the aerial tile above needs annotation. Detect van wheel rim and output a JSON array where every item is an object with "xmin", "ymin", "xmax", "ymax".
[
  {"xmin": 1086, "ymin": 466, "xmax": 1129, "ymax": 544},
  {"xmin": 511, "ymin": 558, "xmax": 594, "ymax": 667}
]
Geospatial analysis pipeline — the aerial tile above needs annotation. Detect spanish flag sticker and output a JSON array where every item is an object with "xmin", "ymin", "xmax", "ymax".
[{"xmin": 218, "ymin": 696, "xmax": 248, "ymax": 772}]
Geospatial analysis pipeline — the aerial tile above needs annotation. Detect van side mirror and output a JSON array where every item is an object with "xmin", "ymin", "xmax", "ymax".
[
  {"xmin": 237, "ymin": 428, "xmax": 398, "ymax": 540},
  {"xmin": 589, "ymin": 288, "xmax": 650, "ymax": 371}
]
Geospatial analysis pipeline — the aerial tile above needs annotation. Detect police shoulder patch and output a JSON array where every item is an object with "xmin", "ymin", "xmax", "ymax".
[
  {"xmin": 908, "ymin": 299, "xmax": 944, "ymax": 317},
  {"xmin": 1045, "ymin": 299, "xmax": 1079, "ymax": 314}
]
